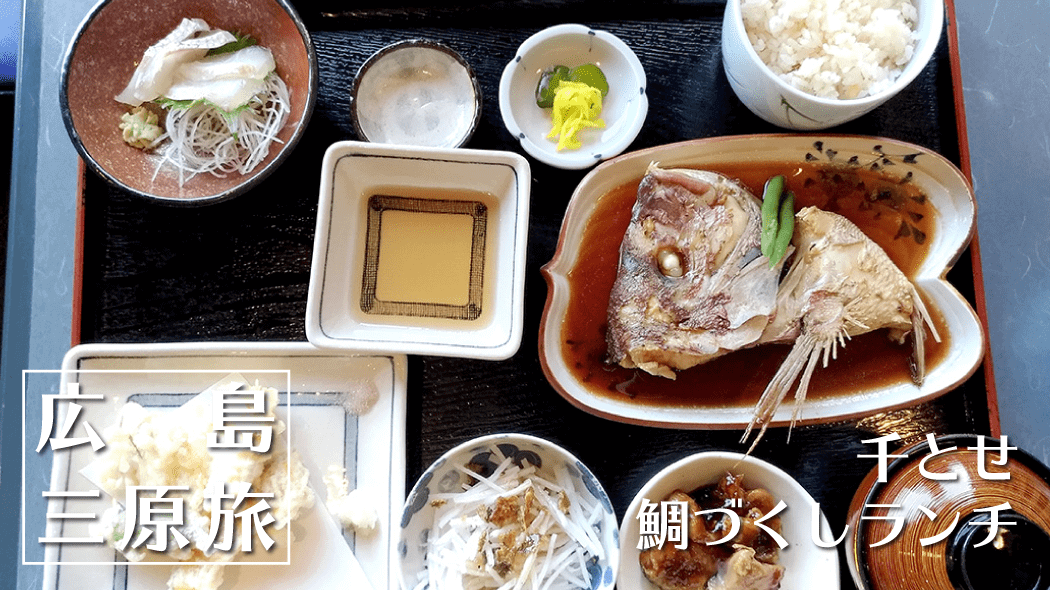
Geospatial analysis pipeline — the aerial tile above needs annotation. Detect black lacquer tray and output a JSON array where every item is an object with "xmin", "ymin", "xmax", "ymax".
[{"xmin": 75, "ymin": 2, "xmax": 992, "ymax": 586}]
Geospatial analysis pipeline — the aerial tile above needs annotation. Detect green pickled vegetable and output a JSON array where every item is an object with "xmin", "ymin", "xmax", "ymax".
[
  {"xmin": 760, "ymin": 175, "xmax": 785, "ymax": 258},
  {"xmin": 569, "ymin": 63, "xmax": 609, "ymax": 97},
  {"xmin": 769, "ymin": 190, "xmax": 795, "ymax": 268},
  {"xmin": 536, "ymin": 65, "xmax": 571, "ymax": 108},
  {"xmin": 536, "ymin": 63, "xmax": 610, "ymax": 108}
]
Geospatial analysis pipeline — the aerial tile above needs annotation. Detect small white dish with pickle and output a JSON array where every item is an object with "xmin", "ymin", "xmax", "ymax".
[{"xmin": 499, "ymin": 23, "xmax": 648, "ymax": 170}]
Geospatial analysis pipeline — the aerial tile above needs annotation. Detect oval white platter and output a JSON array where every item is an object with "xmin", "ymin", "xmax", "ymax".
[{"xmin": 539, "ymin": 134, "xmax": 984, "ymax": 429}]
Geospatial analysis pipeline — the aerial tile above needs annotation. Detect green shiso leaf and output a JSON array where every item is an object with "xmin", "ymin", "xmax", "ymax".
[
  {"xmin": 153, "ymin": 73, "xmax": 270, "ymax": 117},
  {"xmin": 155, "ymin": 97, "xmax": 198, "ymax": 110},
  {"xmin": 207, "ymin": 32, "xmax": 258, "ymax": 56}
]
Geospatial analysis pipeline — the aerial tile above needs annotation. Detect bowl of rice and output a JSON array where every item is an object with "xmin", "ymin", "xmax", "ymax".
[
  {"xmin": 398, "ymin": 433, "xmax": 619, "ymax": 590},
  {"xmin": 60, "ymin": 0, "xmax": 317, "ymax": 205},
  {"xmin": 722, "ymin": 0, "xmax": 944, "ymax": 129}
]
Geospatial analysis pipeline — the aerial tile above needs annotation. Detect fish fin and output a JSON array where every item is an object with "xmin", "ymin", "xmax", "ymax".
[
  {"xmin": 787, "ymin": 337, "xmax": 824, "ymax": 433},
  {"xmin": 911, "ymin": 285, "xmax": 939, "ymax": 342},
  {"xmin": 908, "ymin": 285, "xmax": 936, "ymax": 386},
  {"xmin": 741, "ymin": 331, "xmax": 819, "ymax": 452}
]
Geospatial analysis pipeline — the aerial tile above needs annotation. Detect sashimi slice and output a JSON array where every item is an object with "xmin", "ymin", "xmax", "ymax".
[
  {"xmin": 115, "ymin": 18, "xmax": 236, "ymax": 106},
  {"xmin": 174, "ymin": 45, "xmax": 276, "ymax": 83},
  {"xmin": 165, "ymin": 77, "xmax": 269, "ymax": 112},
  {"xmin": 164, "ymin": 46, "xmax": 276, "ymax": 111}
]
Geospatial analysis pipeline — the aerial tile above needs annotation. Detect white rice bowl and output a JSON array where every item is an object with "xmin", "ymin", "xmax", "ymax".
[{"xmin": 741, "ymin": 0, "xmax": 919, "ymax": 99}]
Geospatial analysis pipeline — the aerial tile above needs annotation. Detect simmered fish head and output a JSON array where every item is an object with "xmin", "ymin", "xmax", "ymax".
[
  {"xmin": 743, "ymin": 206, "xmax": 939, "ymax": 451},
  {"xmin": 759, "ymin": 206, "xmax": 918, "ymax": 346},
  {"xmin": 606, "ymin": 164, "xmax": 785, "ymax": 379}
]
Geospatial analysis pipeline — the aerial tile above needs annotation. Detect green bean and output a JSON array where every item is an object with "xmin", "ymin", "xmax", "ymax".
[
  {"xmin": 760, "ymin": 175, "xmax": 785, "ymax": 257},
  {"xmin": 769, "ymin": 190, "xmax": 795, "ymax": 267}
]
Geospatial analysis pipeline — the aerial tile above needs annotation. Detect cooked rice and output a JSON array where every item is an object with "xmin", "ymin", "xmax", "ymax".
[{"xmin": 741, "ymin": 0, "xmax": 920, "ymax": 99}]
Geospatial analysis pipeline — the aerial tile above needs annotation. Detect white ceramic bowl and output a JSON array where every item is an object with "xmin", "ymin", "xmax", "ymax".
[
  {"xmin": 539, "ymin": 134, "xmax": 983, "ymax": 429},
  {"xmin": 352, "ymin": 39, "xmax": 482, "ymax": 148},
  {"xmin": 306, "ymin": 141, "xmax": 530, "ymax": 360},
  {"xmin": 722, "ymin": 0, "xmax": 944, "ymax": 130},
  {"xmin": 398, "ymin": 433, "xmax": 620, "ymax": 590},
  {"xmin": 619, "ymin": 451, "xmax": 840, "ymax": 590},
  {"xmin": 499, "ymin": 24, "xmax": 648, "ymax": 170}
]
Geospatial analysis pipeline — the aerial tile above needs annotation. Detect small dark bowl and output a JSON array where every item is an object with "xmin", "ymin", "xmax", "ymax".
[{"xmin": 60, "ymin": 0, "xmax": 317, "ymax": 205}]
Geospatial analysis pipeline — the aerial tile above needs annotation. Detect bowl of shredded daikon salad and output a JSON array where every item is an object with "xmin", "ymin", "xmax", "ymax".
[
  {"xmin": 399, "ymin": 433, "xmax": 619, "ymax": 590},
  {"xmin": 60, "ymin": 0, "xmax": 316, "ymax": 205}
]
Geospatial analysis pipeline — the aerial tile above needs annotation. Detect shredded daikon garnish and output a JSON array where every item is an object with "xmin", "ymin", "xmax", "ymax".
[
  {"xmin": 417, "ymin": 445, "xmax": 603, "ymax": 590},
  {"xmin": 151, "ymin": 73, "xmax": 290, "ymax": 186}
]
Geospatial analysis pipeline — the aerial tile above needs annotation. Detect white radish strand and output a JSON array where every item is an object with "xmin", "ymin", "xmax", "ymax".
[
  {"xmin": 420, "ymin": 444, "xmax": 602, "ymax": 590},
  {"xmin": 151, "ymin": 73, "xmax": 290, "ymax": 186}
]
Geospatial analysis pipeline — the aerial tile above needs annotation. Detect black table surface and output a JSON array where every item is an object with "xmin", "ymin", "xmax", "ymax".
[{"xmin": 76, "ymin": 2, "xmax": 992, "ymax": 586}]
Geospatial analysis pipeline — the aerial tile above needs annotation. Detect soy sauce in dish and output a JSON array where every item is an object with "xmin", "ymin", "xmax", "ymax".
[{"xmin": 560, "ymin": 161, "xmax": 951, "ymax": 408}]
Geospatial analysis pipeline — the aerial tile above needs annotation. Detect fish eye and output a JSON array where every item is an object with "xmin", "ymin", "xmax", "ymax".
[{"xmin": 656, "ymin": 248, "xmax": 685, "ymax": 277}]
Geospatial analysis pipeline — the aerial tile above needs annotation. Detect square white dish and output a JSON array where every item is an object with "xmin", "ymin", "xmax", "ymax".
[
  {"xmin": 307, "ymin": 141, "xmax": 531, "ymax": 360},
  {"xmin": 37, "ymin": 342, "xmax": 406, "ymax": 590}
]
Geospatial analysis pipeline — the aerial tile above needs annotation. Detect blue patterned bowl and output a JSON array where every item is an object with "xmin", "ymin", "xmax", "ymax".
[{"xmin": 398, "ymin": 433, "xmax": 619, "ymax": 590}]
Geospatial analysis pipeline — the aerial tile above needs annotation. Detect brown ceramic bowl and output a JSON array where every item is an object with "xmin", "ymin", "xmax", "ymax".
[{"xmin": 60, "ymin": 0, "xmax": 316, "ymax": 205}]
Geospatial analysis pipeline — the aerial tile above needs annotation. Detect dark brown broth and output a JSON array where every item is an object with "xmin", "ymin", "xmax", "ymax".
[{"xmin": 560, "ymin": 162, "xmax": 950, "ymax": 408}]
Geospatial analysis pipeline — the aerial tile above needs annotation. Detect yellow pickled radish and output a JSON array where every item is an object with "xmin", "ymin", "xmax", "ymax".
[{"xmin": 546, "ymin": 81, "xmax": 605, "ymax": 151}]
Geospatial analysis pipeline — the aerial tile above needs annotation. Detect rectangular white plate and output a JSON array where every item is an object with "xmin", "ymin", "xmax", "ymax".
[{"xmin": 37, "ymin": 342, "xmax": 406, "ymax": 590}]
